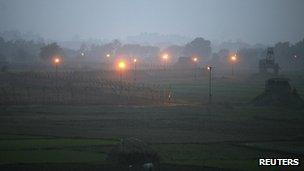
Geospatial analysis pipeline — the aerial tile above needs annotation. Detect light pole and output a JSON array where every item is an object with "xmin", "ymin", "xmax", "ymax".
[
  {"xmin": 162, "ymin": 53, "xmax": 169, "ymax": 71},
  {"xmin": 133, "ymin": 58, "xmax": 137, "ymax": 82},
  {"xmin": 80, "ymin": 52, "xmax": 85, "ymax": 57},
  {"xmin": 106, "ymin": 53, "xmax": 111, "ymax": 70},
  {"xmin": 207, "ymin": 65, "xmax": 213, "ymax": 104},
  {"xmin": 53, "ymin": 56, "xmax": 61, "ymax": 102},
  {"xmin": 118, "ymin": 61, "xmax": 126, "ymax": 83},
  {"xmin": 53, "ymin": 57, "xmax": 61, "ymax": 79},
  {"xmin": 193, "ymin": 57, "xmax": 198, "ymax": 80},
  {"xmin": 230, "ymin": 54, "xmax": 237, "ymax": 76}
]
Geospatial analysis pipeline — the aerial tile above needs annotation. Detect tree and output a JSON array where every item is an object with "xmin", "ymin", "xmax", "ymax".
[
  {"xmin": 13, "ymin": 48, "xmax": 30, "ymax": 62},
  {"xmin": 39, "ymin": 43, "xmax": 63, "ymax": 61},
  {"xmin": 183, "ymin": 37, "xmax": 211, "ymax": 60},
  {"xmin": 162, "ymin": 45, "xmax": 184, "ymax": 62},
  {"xmin": 0, "ymin": 52, "xmax": 8, "ymax": 72},
  {"xmin": 238, "ymin": 48, "xmax": 264, "ymax": 69}
]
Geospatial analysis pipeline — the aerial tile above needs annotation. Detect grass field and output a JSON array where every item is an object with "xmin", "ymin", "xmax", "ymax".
[
  {"xmin": 0, "ymin": 134, "xmax": 116, "ymax": 164},
  {"xmin": 0, "ymin": 71, "xmax": 303, "ymax": 171},
  {"xmin": 0, "ymin": 133, "xmax": 303, "ymax": 170},
  {"xmin": 0, "ymin": 104, "xmax": 303, "ymax": 171}
]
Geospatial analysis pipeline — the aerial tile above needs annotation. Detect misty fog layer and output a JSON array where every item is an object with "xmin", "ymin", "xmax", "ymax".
[{"xmin": 1, "ymin": 0, "xmax": 304, "ymax": 44}]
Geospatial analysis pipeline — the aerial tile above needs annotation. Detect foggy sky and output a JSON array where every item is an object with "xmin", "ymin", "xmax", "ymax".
[{"xmin": 0, "ymin": 0, "xmax": 304, "ymax": 44}]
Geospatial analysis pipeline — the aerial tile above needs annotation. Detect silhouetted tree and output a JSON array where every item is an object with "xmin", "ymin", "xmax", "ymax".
[
  {"xmin": 0, "ymin": 53, "xmax": 6, "ymax": 63},
  {"xmin": 0, "ymin": 37, "xmax": 42, "ymax": 63},
  {"xmin": 0, "ymin": 52, "xmax": 8, "ymax": 72},
  {"xmin": 183, "ymin": 37, "xmax": 211, "ymax": 60},
  {"xmin": 39, "ymin": 43, "xmax": 63, "ymax": 61},
  {"xmin": 238, "ymin": 48, "xmax": 264, "ymax": 69},
  {"xmin": 218, "ymin": 49, "xmax": 230, "ymax": 61}
]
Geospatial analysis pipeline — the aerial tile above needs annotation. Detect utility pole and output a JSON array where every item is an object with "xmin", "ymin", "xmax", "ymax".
[
  {"xmin": 231, "ymin": 63, "xmax": 234, "ymax": 76},
  {"xmin": 230, "ymin": 54, "xmax": 237, "ymax": 76},
  {"xmin": 192, "ymin": 57, "xmax": 198, "ymax": 80},
  {"xmin": 207, "ymin": 66, "xmax": 213, "ymax": 104},
  {"xmin": 133, "ymin": 58, "xmax": 137, "ymax": 83}
]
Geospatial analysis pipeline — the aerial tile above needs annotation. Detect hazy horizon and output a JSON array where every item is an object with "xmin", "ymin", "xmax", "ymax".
[{"xmin": 1, "ymin": 0, "xmax": 304, "ymax": 44}]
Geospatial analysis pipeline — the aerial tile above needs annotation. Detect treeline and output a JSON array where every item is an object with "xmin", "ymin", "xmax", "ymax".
[
  {"xmin": 0, "ymin": 37, "xmax": 77, "ymax": 68},
  {"xmin": 78, "ymin": 37, "xmax": 212, "ymax": 63},
  {"xmin": 0, "ymin": 37, "xmax": 42, "ymax": 64},
  {"xmin": 273, "ymin": 40, "xmax": 304, "ymax": 70},
  {"xmin": 0, "ymin": 36, "xmax": 212, "ymax": 66},
  {"xmin": 235, "ymin": 39, "xmax": 304, "ymax": 70},
  {"xmin": 0, "ymin": 30, "xmax": 303, "ymax": 71},
  {"xmin": 208, "ymin": 39, "xmax": 304, "ymax": 71}
]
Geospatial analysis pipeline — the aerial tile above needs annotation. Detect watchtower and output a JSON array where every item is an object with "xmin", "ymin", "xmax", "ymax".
[{"xmin": 259, "ymin": 47, "xmax": 280, "ymax": 75}]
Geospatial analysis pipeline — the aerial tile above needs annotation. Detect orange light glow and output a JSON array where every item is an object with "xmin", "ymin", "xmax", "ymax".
[
  {"xmin": 133, "ymin": 58, "xmax": 137, "ymax": 63},
  {"xmin": 118, "ymin": 61, "xmax": 126, "ymax": 70},
  {"xmin": 193, "ymin": 57, "xmax": 198, "ymax": 62},
  {"xmin": 106, "ymin": 54, "xmax": 110, "ymax": 58},
  {"xmin": 53, "ymin": 57, "xmax": 61, "ymax": 64},
  {"xmin": 162, "ymin": 53, "xmax": 169, "ymax": 60},
  {"xmin": 231, "ymin": 55, "xmax": 237, "ymax": 62}
]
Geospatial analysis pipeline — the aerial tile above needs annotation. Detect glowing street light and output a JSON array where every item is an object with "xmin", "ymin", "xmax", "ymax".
[
  {"xmin": 230, "ymin": 54, "xmax": 237, "ymax": 76},
  {"xmin": 293, "ymin": 54, "xmax": 299, "ymax": 60},
  {"xmin": 53, "ymin": 56, "xmax": 61, "ymax": 75},
  {"xmin": 80, "ymin": 52, "xmax": 85, "ymax": 57},
  {"xmin": 104, "ymin": 53, "xmax": 112, "ymax": 70},
  {"xmin": 162, "ymin": 53, "xmax": 168, "ymax": 60},
  {"xmin": 231, "ymin": 55, "xmax": 237, "ymax": 62},
  {"xmin": 54, "ymin": 57, "xmax": 60, "ymax": 64},
  {"xmin": 118, "ymin": 61, "xmax": 126, "ymax": 69}
]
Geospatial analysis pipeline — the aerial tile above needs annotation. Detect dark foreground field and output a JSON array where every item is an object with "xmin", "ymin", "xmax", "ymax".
[
  {"xmin": 0, "ymin": 71, "xmax": 303, "ymax": 171},
  {"xmin": 0, "ymin": 105, "xmax": 303, "ymax": 171}
]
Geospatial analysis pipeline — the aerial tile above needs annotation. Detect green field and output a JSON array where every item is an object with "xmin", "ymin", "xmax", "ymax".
[
  {"xmin": 0, "ymin": 72, "xmax": 303, "ymax": 171},
  {"xmin": 0, "ymin": 133, "xmax": 303, "ymax": 171},
  {"xmin": 0, "ymin": 135, "xmax": 116, "ymax": 164}
]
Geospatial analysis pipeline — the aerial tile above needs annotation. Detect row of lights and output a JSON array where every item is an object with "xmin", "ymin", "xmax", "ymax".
[
  {"xmin": 53, "ymin": 52, "xmax": 237, "ymax": 78},
  {"xmin": 53, "ymin": 53, "xmax": 238, "ymax": 67},
  {"xmin": 77, "ymin": 51, "xmax": 301, "ymax": 70},
  {"xmin": 87, "ymin": 50, "xmax": 304, "ymax": 68},
  {"xmin": 52, "ymin": 53, "xmax": 238, "ymax": 104}
]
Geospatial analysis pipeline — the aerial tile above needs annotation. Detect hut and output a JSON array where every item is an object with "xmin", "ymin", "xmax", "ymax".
[
  {"xmin": 107, "ymin": 138, "xmax": 160, "ymax": 171},
  {"xmin": 252, "ymin": 78, "xmax": 304, "ymax": 108}
]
